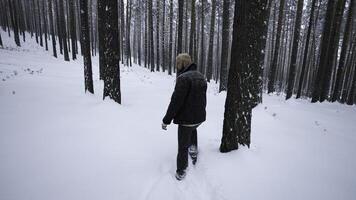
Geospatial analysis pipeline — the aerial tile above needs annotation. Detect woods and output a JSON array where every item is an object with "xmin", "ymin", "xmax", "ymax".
[{"xmin": 1, "ymin": 0, "xmax": 356, "ymax": 152}]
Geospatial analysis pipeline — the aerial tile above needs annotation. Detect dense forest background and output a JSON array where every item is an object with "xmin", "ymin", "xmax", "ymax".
[{"xmin": 1, "ymin": 0, "xmax": 356, "ymax": 151}]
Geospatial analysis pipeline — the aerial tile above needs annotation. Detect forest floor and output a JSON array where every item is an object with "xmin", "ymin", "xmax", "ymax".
[{"xmin": 1, "ymin": 31, "xmax": 356, "ymax": 200}]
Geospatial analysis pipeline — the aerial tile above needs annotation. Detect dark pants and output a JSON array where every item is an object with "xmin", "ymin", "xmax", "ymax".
[{"xmin": 177, "ymin": 125, "xmax": 198, "ymax": 173}]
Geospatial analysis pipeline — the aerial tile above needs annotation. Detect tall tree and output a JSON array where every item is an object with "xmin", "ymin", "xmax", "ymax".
[
  {"xmin": 156, "ymin": 0, "xmax": 160, "ymax": 71},
  {"xmin": 168, "ymin": 0, "xmax": 174, "ymax": 75},
  {"xmin": 98, "ymin": 0, "xmax": 106, "ymax": 80},
  {"xmin": 218, "ymin": 0, "xmax": 230, "ymax": 92},
  {"xmin": 149, "ymin": 0, "xmax": 155, "ymax": 71},
  {"xmin": 80, "ymin": 0, "xmax": 94, "ymax": 94},
  {"xmin": 199, "ymin": 0, "xmax": 206, "ymax": 73},
  {"xmin": 161, "ymin": 0, "xmax": 166, "ymax": 71},
  {"xmin": 285, "ymin": 0, "xmax": 304, "ymax": 99},
  {"xmin": 220, "ymin": 0, "xmax": 268, "ymax": 152},
  {"xmin": 189, "ymin": 0, "xmax": 196, "ymax": 60},
  {"xmin": 48, "ymin": 0, "xmax": 57, "ymax": 58},
  {"xmin": 177, "ymin": 0, "xmax": 184, "ymax": 54},
  {"xmin": 206, "ymin": 0, "xmax": 217, "ymax": 81},
  {"xmin": 69, "ymin": 0, "xmax": 77, "ymax": 60},
  {"xmin": 59, "ymin": 0, "xmax": 70, "ymax": 61},
  {"xmin": 102, "ymin": 0, "xmax": 121, "ymax": 104},
  {"xmin": 267, "ymin": 0, "xmax": 285, "ymax": 93}
]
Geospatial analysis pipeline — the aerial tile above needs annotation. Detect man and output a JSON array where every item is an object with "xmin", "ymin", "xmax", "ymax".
[{"xmin": 162, "ymin": 53, "xmax": 207, "ymax": 181}]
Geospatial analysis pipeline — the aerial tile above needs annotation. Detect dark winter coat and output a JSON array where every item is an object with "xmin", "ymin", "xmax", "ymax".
[{"xmin": 163, "ymin": 63, "xmax": 207, "ymax": 125}]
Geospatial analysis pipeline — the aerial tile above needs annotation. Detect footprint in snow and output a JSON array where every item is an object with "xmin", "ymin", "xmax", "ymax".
[{"xmin": 142, "ymin": 161, "xmax": 224, "ymax": 200}]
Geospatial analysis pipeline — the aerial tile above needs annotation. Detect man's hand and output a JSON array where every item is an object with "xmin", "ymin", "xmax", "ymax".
[{"xmin": 162, "ymin": 123, "xmax": 168, "ymax": 130}]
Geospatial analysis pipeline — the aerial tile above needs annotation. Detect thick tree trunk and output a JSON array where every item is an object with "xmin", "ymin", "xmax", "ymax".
[
  {"xmin": 59, "ymin": 0, "xmax": 70, "ymax": 61},
  {"xmin": 220, "ymin": 0, "xmax": 268, "ymax": 152},
  {"xmin": 102, "ymin": 0, "xmax": 121, "ymax": 104},
  {"xmin": 80, "ymin": 0, "xmax": 94, "ymax": 94}
]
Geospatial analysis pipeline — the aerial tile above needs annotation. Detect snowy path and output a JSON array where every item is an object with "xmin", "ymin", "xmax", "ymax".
[{"xmin": 1, "ymin": 32, "xmax": 356, "ymax": 200}]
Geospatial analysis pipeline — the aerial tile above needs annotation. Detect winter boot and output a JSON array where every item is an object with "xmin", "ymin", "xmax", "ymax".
[
  {"xmin": 175, "ymin": 170, "xmax": 186, "ymax": 181},
  {"xmin": 188, "ymin": 145, "xmax": 198, "ymax": 165}
]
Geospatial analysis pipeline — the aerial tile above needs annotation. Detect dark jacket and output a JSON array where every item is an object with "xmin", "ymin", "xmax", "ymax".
[{"xmin": 163, "ymin": 64, "xmax": 207, "ymax": 125}]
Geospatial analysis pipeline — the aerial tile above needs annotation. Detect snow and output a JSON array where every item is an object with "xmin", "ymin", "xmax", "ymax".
[{"xmin": 1, "ymin": 31, "xmax": 356, "ymax": 200}]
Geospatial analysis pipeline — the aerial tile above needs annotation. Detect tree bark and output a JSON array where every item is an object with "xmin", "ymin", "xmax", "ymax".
[
  {"xmin": 80, "ymin": 0, "xmax": 94, "ymax": 94},
  {"xmin": 220, "ymin": 0, "xmax": 268, "ymax": 152}
]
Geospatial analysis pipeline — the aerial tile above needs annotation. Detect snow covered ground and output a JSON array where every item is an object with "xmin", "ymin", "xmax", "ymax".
[{"xmin": 1, "ymin": 32, "xmax": 356, "ymax": 200}]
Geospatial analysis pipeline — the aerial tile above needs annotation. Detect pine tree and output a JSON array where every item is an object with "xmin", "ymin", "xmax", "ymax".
[
  {"xmin": 206, "ymin": 0, "xmax": 216, "ymax": 81},
  {"xmin": 48, "ymin": 0, "xmax": 57, "ymax": 57},
  {"xmin": 102, "ymin": 0, "xmax": 121, "ymax": 104},
  {"xmin": 220, "ymin": 0, "xmax": 268, "ymax": 152},
  {"xmin": 98, "ymin": 0, "xmax": 106, "ymax": 80},
  {"xmin": 156, "ymin": 0, "xmax": 160, "ymax": 71},
  {"xmin": 69, "ymin": 0, "xmax": 77, "ymax": 60},
  {"xmin": 168, "ymin": 0, "xmax": 174, "ymax": 75},
  {"xmin": 80, "ymin": 0, "xmax": 94, "ymax": 94},
  {"xmin": 199, "ymin": 0, "xmax": 205, "ymax": 73},
  {"xmin": 59, "ymin": 0, "xmax": 69, "ymax": 61},
  {"xmin": 149, "ymin": 0, "xmax": 155, "ymax": 71},
  {"xmin": 189, "ymin": 0, "xmax": 196, "ymax": 60},
  {"xmin": 177, "ymin": 0, "xmax": 183, "ymax": 54},
  {"xmin": 219, "ymin": 0, "xmax": 230, "ymax": 92}
]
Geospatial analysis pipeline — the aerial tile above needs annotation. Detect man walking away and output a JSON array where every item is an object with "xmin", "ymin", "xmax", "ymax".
[{"xmin": 162, "ymin": 53, "xmax": 207, "ymax": 181}]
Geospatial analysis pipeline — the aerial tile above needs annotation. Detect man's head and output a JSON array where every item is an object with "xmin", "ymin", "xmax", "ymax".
[{"xmin": 176, "ymin": 53, "xmax": 192, "ymax": 71}]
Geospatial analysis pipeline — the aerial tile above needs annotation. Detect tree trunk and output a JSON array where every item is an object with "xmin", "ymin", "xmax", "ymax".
[
  {"xmin": 177, "ymin": 0, "xmax": 183, "ymax": 54},
  {"xmin": 102, "ymin": 0, "xmax": 121, "ymax": 104},
  {"xmin": 48, "ymin": 0, "xmax": 57, "ymax": 57},
  {"xmin": 168, "ymin": 0, "xmax": 174, "ymax": 75},
  {"xmin": 59, "ymin": 0, "xmax": 69, "ymax": 61},
  {"xmin": 218, "ymin": 0, "xmax": 230, "ymax": 92},
  {"xmin": 156, "ymin": 0, "xmax": 160, "ymax": 71},
  {"xmin": 149, "ymin": 0, "xmax": 155, "ymax": 71},
  {"xmin": 69, "ymin": 0, "xmax": 77, "ymax": 60},
  {"xmin": 189, "ymin": 0, "xmax": 196, "ymax": 61},
  {"xmin": 80, "ymin": 0, "xmax": 94, "ymax": 94},
  {"xmin": 220, "ymin": 0, "xmax": 268, "ymax": 152},
  {"xmin": 98, "ymin": 0, "xmax": 106, "ymax": 80},
  {"xmin": 206, "ymin": 0, "xmax": 216, "ymax": 82},
  {"xmin": 199, "ymin": 0, "xmax": 205, "ymax": 73}
]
